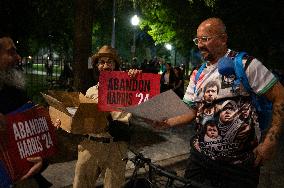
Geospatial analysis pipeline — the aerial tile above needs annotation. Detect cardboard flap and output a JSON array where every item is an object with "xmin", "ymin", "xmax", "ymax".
[
  {"xmin": 73, "ymin": 103, "xmax": 107, "ymax": 133},
  {"xmin": 48, "ymin": 106, "xmax": 74, "ymax": 133},
  {"xmin": 41, "ymin": 92, "xmax": 70, "ymax": 115},
  {"xmin": 79, "ymin": 93, "xmax": 94, "ymax": 103},
  {"xmin": 47, "ymin": 90, "xmax": 80, "ymax": 106},
  {"xmin": 74, "ymin": 103, "xmax": 104, "ymax": 119}
]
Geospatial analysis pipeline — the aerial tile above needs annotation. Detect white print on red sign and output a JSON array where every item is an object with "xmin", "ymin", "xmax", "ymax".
[
  {"xmin": 12, "ymin": 116, "xmax": 54, "ymax": 159},
  {"xmin": 1, "ymin": 106, "xmax": 56, "ymax": 182},
  {"xmin": 98, "ymin": 71, "xmax": 161, "ymax": 111}
]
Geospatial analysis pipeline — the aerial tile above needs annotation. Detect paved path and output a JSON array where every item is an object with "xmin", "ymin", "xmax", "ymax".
[
  {"xmin": 258, "ymin": 132, "xmax": 284, "ymax": 188},
  {"xmin": 42, "ymin": 118, "xmax": 284, "ymax": 188},
  {"xmin": 42, "ymin": 118, "xmax": 193, "ymax": 188}
]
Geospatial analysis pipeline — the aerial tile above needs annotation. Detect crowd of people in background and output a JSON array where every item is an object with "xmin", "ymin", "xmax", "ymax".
[{"xmin": 127, "ymin": 57, "xmax": 186, "ymax": 98}]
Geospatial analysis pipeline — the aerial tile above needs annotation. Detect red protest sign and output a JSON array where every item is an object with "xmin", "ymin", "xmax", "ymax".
[
  {"xmin": 98, "ymin": 71, "xmax": 161, "ymax": 111},
  {"xmin": 0, "ymin": 106, "xmax": 57, "ymax": 182}
]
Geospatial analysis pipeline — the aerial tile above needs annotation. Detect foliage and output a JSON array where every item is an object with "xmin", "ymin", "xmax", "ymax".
[
  {"xmin": 139, "ymin": 8, "xmax": 176, "ymax": 44},
  {"xmin": 0, "ymin": 0, "xmax": 74, "ymax": 57},
  {"xmin": 137, "ymin": 0, "xmax": 214, "ymax": 57},
  {"xmin": 136, "ymin": 0, "xmax": 284, "ymax": 67},
  {"xmin": 1, "ymin": 0, "xmax": 283, "ymax": 69},
  {"xmin": 29, "ymin": 0, "xmax": 74, "ymax": 57},
  {"xmin": 91, "ymin": 0, "xmax": 113, "ymax": 50}
]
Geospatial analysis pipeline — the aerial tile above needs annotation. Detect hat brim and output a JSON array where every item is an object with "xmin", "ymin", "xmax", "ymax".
[{"xmin": 92, "ymin": 53, "xmax": 119, "ymax": 65}]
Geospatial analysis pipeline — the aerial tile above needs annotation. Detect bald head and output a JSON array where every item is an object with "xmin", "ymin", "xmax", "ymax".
[
  {"xmin": 198, "ymin": 18, "xmax": 227, "ymax": 36},
  {"xmin": 196, "ymin": 18, "xmax": 228, "ymax": 64}
]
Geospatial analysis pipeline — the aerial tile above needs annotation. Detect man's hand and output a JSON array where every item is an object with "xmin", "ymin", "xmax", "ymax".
[
  {"xmin": 54, "ymin": 119, "xmax": 61, "ymax": 129},
  {"xmin": 253, "ymin": 142, "xmax": 277, "ymax": 167},
  {"xmin": 163, "ymin": 117, "xmax": 180, "ymax": 127},
  {"xmin": 128, "ymin": 69, "xmax": 142, "ymax": 79},
  {"xmin": 154, "ymin": 110, "xmax": 197, "ymax": 129},
  {"xmin": 20, "ymin": 156, "xmax": 43, "ymax": 181},
  {"xmin": 151, "ymin": 119, "xmax": 171, "ymax": 129},
  {"xmin": 147, "ymin": 116, "xmax": 192, "ymax": 129},
  {"xmin": 151, "ymin": 118, "xmax": 179, "ymax": 129}
]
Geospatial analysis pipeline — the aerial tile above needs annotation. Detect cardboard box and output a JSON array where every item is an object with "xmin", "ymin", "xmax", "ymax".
[{"xmin": 41, "ymin": 91, "xmax": 108, "ymax": 134}]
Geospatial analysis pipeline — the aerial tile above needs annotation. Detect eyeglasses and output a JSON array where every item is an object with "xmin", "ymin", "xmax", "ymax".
[
  {"xmin": 192, "ymin": 35, "xmax": 222, "ymax": 45},
  {"xmin": 98, "ymin": 58, "xmax": 114, "ymax": 66}
]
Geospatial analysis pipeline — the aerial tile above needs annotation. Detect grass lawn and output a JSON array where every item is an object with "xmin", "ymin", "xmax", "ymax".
[
  {"xmin": 32, "ymin": 64, "xmax": 62, "ymax": 75},
  {"xmin": 25, "ymin": 73, "xmax": 62, "ymax": 105}
]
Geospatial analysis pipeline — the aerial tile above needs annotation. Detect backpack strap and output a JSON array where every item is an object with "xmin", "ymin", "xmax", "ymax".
[
  {"xmin": 194, "ymin": 63, "xmax": 206, "ymax": 93},
  {"xmin": 232, "ymin": 52, "xmax": 272, "ymax": 132},
  {"xmin": 233, "ymin": 52, "xmax": 267, "ymax": 112},
  {"xmin": 233, "ymin": 52, "xmax": 253, "ymax": 93}
]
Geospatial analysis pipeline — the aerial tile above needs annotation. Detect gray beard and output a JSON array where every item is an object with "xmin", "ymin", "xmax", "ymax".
[{"xmin": 0, "ymin": 68, "xmax": 26, "ymax": 90}]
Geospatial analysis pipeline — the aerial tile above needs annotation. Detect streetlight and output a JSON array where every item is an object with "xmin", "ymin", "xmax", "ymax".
[
  {"xmin": 165, "ymin": 43, "xmax": 176, "ymax": 66},
  {"xmin": 131, "ymin": 15, "xmax": 140, "ymax": 26},
  {"xmin": 131, "ymin": 14, "xmax": 140, "ymax": 59},
  {"xmin": 165, "ymin": 43, "xmax": 172, "ymax": 51}
]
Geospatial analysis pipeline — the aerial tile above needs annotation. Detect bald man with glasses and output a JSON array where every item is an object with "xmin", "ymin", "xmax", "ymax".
[{"xmin": 156, "ymin": 17, "xmax": 284, "ymax": 188}]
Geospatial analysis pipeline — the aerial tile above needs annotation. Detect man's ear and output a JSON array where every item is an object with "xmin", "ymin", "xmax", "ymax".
[{"xmin": 220, "ymin": 33, "xmax": 228, "ymax": 45}]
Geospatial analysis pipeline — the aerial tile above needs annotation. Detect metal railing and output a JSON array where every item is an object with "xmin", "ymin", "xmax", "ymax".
[{"xmin": 21, "ymin": 56, "xmax": 73, "ymax": 103}]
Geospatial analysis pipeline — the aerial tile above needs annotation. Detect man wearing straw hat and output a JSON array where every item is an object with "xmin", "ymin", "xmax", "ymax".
[{"xmin": 56, "ymin": 45, "xmax": 140, "ymax": 188}]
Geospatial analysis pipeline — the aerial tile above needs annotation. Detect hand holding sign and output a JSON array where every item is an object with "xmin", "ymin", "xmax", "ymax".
[
  {"xmin": 20, "ymin": 156, "xmax": 43, "ymax": 181},
  {"xmin": 127, "ymin": 69, "xmax": 142, "ymax": 79},
  {"xmin": 53, "ymin": 119, "xmax": 61, "ymax": 129}
]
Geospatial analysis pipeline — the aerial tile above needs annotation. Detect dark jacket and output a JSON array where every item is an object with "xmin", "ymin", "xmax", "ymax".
[
  {"xmin": 160, "ymin": 68, "xmax": 176, "ymax": 92},
  {"xmin": 0, "ymin": 85, "xmax": 29, "ymax": 114}
]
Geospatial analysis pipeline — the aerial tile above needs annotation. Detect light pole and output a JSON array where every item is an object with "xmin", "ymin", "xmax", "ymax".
[
  {"xmin": 131, "ymin": 14, "xmax": 140, "ymax": 59},
  {"xmin": 111, "ymin": 0, "xmax": 116, "ymax": 48}
]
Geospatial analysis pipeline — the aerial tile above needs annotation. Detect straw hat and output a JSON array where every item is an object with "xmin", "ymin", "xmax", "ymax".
[{"xmin": 92, "ymin": 45, "xmax": 120, "ymax": 66}]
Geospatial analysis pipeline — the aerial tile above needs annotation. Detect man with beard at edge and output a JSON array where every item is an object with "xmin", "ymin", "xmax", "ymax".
[
  {"xmin": 155, "ymin": 18, "xmax": 284, "ymax": 188},
  {"xmin": 0, "ymin": 37, "xmax": 52, "ymax": 188}
]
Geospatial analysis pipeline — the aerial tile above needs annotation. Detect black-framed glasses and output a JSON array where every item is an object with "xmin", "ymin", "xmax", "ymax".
[{"xmin": 192, "ymin": 35, "xmax": 223, "ymax": 45}]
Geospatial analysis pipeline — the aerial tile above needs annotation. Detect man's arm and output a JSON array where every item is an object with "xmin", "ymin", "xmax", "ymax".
[
  {"xmin": 163, "ymin": 107, "xmax": 197, "ymax": 127},
  {"xmin": 254, "ymin": 81, "xmax": 284, "ymax": 166}
]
